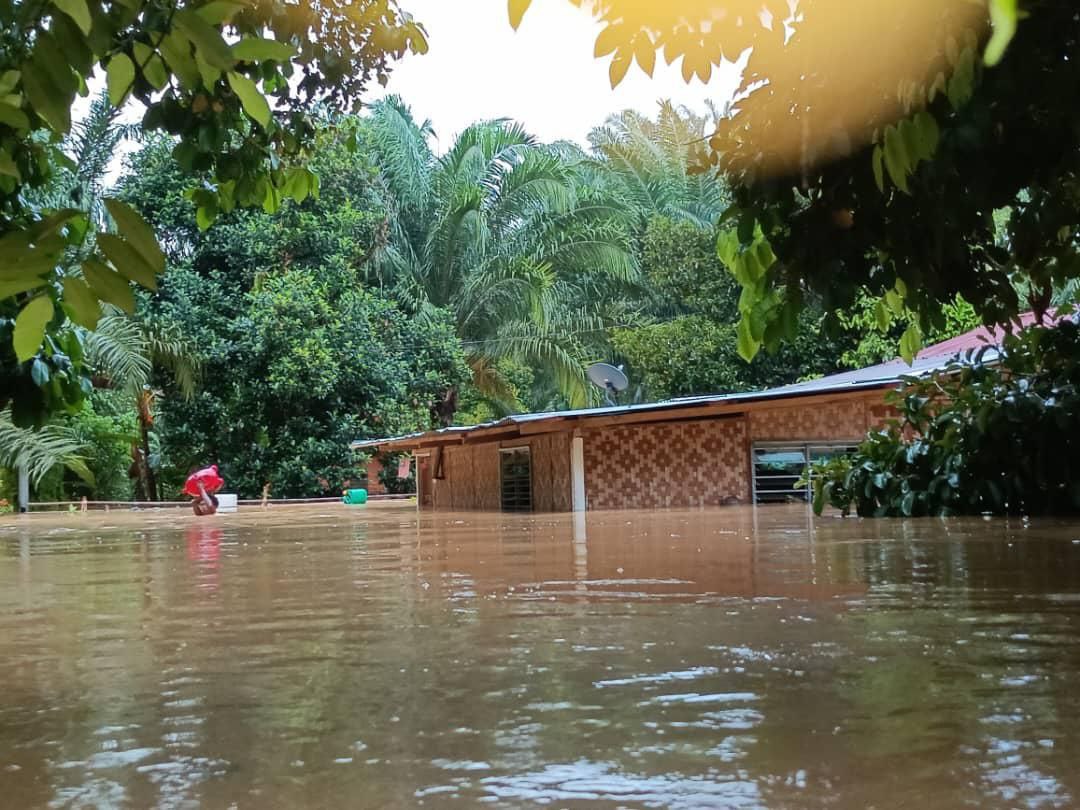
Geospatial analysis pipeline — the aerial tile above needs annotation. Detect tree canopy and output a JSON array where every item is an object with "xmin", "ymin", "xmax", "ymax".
[
  {"xmin": 1, "ymin": 0, "xmax": 427, "ymax": 425},
  {"xmin": 117, "ymin": 127, "xmax": 466, "ymax": 498},
  {"xmin": 511, "ymin": 0, "xmax": 1068, "ymax": 364},
  {"xmin": 365, "ymin": 98, "xmax": 638, "ymax": 421}
]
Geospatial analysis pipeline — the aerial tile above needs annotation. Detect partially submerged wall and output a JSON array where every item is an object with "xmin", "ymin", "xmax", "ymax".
[
  {"xmin": 581, "ymin": 393, "xmax": 894, "ymax": 512},
  {"xmin": 428, "ymin": 432, "xmax": 572, "ymax": 512},
  {"xmin": 583, "ymin": 417, "xmax": 750, "ymax": 511},
  {"xmin": 419, "ymin": 391, "xmax": 897, "ymax": 513},
  {"xmin": 749, "ymin": 396, "xmax": 883, "ymax": 442}
]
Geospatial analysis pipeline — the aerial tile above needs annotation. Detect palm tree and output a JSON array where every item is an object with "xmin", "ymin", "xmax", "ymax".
[
  {"xmin": 29, "ymin": 90, "xmax": 140, "ymax": 232},
  {"xmin": 365, "ymin": 98, "xmax": 639, "ymax": 423},
  {"xmin": 0, "ymin": 410, "xmax": 94, "ymax": 492},
  {"xmin": 587, "ymin": 101, "xmax": 729, "ymax": 227}
]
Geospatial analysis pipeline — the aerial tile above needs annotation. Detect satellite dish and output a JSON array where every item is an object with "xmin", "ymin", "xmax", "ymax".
[{"xmin": 587, "ymin": 363, "xmax": 629, "ymax": 406}]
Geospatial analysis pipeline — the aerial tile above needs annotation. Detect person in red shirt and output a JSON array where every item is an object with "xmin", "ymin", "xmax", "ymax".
[{"xmin": 184, "ymin": 465, "xmax": 224, "ymax": 516}]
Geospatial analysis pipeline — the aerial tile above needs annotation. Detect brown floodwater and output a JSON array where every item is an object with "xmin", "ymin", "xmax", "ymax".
[{"xmin": 2, "ymin": 504, "xmax": 1080, "ymax": 809}]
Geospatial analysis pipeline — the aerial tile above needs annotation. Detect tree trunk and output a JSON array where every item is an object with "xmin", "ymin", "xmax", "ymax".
[
  {"xmin": 133, "ymin": 390, "xmax": 158, "ymax": 502},
  {"xmin": 430, "ymin": 386, "xmax": 458, "ymax": 428},
  {"xmin": 139, "ymin": 415, "xmax": 158, "ymax": 502}
]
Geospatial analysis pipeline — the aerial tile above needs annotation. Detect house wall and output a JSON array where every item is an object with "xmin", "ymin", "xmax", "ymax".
[
  {"xmin": 583, "ymin": 417, "xmax": 751, "ymax": 511},
  {"xmin": 417, "ymin": 391, "xmax": 897, "ymax": 513},
  {"xmin": 749, "ymin": 397, "xmax": 879, "ymax": 442},
  {"xmin": 364, "ymin": 457, "xmax": 387, "ymax": 495},
  {"xmin": 581, "ymin": 394, "xmax": 894, "ymax": 512},
  {"xmin": 428, "ymin": 432, "xmax": 572, "ymax": 512}
]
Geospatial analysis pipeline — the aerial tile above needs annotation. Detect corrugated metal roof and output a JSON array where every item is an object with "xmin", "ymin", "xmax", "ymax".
[
  {"xmin": 350, "ymin": 350, "xmax": 973, "ymax": 451},
  {"xmin": 349, "ymin": 314, "xmax": 1044, "ymax": 452}
]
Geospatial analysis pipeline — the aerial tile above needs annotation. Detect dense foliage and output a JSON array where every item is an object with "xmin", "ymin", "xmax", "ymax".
[
  {"xmin": 117, "ymin": 131, "xmax": 466, "ymax": 498},
  {"xmin": 610, "ymin": 216, "xmax": 868, "ymax": 401},
  {"xmin": 1, "ymin": 0, "xmax": 426, "ymax": 426},
  {"xmin": 811, "ymin": 320, "xmax": 1080, "ymax": 518},
  {"xmin": 513, "ymin": 1, "xmax": 1075, "ymax": 365},
  {"xmin": 364, "ymin": 98, "xmax": 637, "ymax": 421},
  {"xmin": 11, "ymin": 0, "xmax": 1074, "ymax": 510}
]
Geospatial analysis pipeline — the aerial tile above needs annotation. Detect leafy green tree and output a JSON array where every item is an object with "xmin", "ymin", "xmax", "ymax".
[
  {"xmin": 510, "ymin": 1, "xmax": 1059, "ymax": 363},
  {"xmin": 610, "ymin": 215, "xmax": 854, "ymax": 400},
  {"xmin": 364, "ymin": 97, "xmax": 638, "ymax": 421},
  {"xmin": 1, "ymin": 0, "xmax": 427, "ymax": 425},
  {"xmin": 118, "ymin": 126, "xmax": 467, "ymax": 498},
  {"xmin": 837, "ymin": 293, "xmax": 980, "ymax": 370}
]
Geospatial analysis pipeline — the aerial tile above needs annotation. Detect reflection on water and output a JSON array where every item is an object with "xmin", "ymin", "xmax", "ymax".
[{"xmin": 2, "ymin": 505, "xmax": 1080, "ymax": 808}]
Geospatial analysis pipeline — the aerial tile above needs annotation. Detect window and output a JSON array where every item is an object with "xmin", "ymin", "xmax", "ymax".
[
  {"xmin": 751, "ymin": 443, "xmax": 858, "ymax": 504},
  {"xmin": 500, "ymin": 447, "xmax": 533, "ymax": 512}
]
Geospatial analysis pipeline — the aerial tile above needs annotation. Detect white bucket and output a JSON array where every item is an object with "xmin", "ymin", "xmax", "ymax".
[{"xmin": 217, "ymin": 493, "xmax": 238, "ymax": 513}]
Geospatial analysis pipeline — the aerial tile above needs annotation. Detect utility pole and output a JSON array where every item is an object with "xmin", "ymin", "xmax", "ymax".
[{"xmin": 17, "ymin": 464, "xmax": 29, "ymax": 513}]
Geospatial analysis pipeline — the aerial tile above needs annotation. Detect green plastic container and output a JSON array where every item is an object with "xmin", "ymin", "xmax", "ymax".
[{"xmin": 342, "ymin": 488, "xmax": 368, "ymax": 505}]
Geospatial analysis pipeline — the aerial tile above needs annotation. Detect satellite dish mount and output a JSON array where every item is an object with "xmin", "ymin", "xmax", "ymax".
[{"xmin": 587, "ymin": 363, "xmax": 630, "ymax": 407}]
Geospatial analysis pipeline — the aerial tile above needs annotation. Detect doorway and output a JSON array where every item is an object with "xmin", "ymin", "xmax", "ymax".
[{"xmin": 499, "ymin": 447, "xmax": 532, "ymax": 512}]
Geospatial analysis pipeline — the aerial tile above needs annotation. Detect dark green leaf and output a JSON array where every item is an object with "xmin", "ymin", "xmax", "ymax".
[
  {"xmin": 159, "ymin": 32, "xmax": 200, "ymax": 89},
  {"xmin": 82, "ymin": 259, "xmax": 135, "ymax": 313},
  {"xmin": 106, "ymin": 53, "xmax": 135, "ymax": 106},
  {"xmin": 227, "ymin": 71, "xmax": 270, "ymax": 127},
  {"xmin": 883, "ymin": 126, "xmax": 910, "ymax": 194},
  {"xmin": 133, "ymin": 43, "xmax": 169, "ymax": 91},
  {"xmin": 232, "ymin": 37, "xmax": 297, "ymax": 63},
  {"xmin": 62, "ymin": 276, "xmax": 100, "ymax": 329},
  {"xmin": 0, "ymin": 101, "xmax": 29, "ymax": 131},
  {"xmin": 175, "ymin": 10, "xmax": 235, "ymax": 70},
  {"xmin": 52, "ymin": 0, "xmax": 91, "ymax": 34},
  {"xmin": 871, "ymin": 144, "xmax": 884, "ymax": 192}
]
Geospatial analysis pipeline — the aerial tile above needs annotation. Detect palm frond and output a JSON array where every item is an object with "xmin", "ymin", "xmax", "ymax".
[
  {"xmin": 83, "ymin": 312, "xmax": 200, "ymax": 399},
  {"xmin": 479, "ymin": 320, "xmax": 591, "ymax": 409},
  {"xmin": 0, "ymin": 410, "xmax": 93, "ymax": 486},
  {"xmin": 84, "ymin": 314, "xmax": 153, "ymax": 395},
  {"xmin": 366, "ymin": 96, "xmax": 436, "ymax": 220},
  {"xmin": 467, "ymin": 356, "xmax": 523, "ymax": 414}
]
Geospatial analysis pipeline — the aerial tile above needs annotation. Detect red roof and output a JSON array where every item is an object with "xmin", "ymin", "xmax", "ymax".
[{"xmin": 917, "ymin": 310, "xmax": 1069, "ymax": 359}]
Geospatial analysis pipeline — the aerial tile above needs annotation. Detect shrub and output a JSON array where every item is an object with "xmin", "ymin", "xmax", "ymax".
[{"xmin": 811, "ymin": 319, "xmax": 1080, "ymax": 517}]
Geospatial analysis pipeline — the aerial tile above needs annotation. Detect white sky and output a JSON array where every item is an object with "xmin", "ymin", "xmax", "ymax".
[{"xmin": 371, "ymin": 0, "xmax": 741, "ymax": 149}]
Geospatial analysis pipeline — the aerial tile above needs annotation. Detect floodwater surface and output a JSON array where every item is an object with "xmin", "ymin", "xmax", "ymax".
[{"xmin": 2, "ymin": 504, "xmax": 1080, "ymax": 808}]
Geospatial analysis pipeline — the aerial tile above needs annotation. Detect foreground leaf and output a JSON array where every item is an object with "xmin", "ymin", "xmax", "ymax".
[
  {"xmin": 106, "ymin": 53, "xmax": 135, "ymax": 106},
  {"xmin": 227, "ymin": 71, "xmax": 270, "ymax": 127},
  {"xmin": 14, "ymin": 295, "xmax": 54, "ymax": 361},
  {"xmin": 104, "ymin": 198, "xmax": 166, "ymax": 274}
]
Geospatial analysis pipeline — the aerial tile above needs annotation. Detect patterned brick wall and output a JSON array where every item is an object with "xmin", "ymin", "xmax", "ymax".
[
  {"xmin": 583, "ymin": 418, "xmax": 750, "ymax": 511},
  {"xmin": 750, "ymin": 399, "xmax": 874, "ymax": 442}
]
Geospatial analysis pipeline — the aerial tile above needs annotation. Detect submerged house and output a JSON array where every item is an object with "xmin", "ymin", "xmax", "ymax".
[{"xmin": 351, "ymin": 321, "xmax": 1022, "ymax": 513}]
